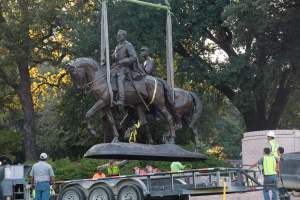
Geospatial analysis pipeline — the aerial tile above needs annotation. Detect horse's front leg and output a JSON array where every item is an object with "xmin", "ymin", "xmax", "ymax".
[
  {"xmin": 85, "ymin": 99, "xmax": 104, "ymax": 135},
  {"xmin": 104, "ymin": 108, "xmax": 120, "ymax": 143},
  {"xmin": 160, "ymin": 106, "xmax": 176, "ymax": 144}
]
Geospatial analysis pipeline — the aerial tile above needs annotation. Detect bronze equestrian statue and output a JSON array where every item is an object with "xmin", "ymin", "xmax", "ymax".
[
  {"xmin": 67, "ymin": 30, "xmax": 203, "ymax": 149},
  {"xmin": 68, "ymin": 57, "xmax": 176, "ymax": 144}
]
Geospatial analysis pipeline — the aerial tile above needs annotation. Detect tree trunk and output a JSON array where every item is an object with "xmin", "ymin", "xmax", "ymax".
[
  {"xmin": 16, "ymin": 64, "xmax": 37, "ymax": 161},
  {"xmin": 266, "ymin": 72, "xmax": 291, "ymax": 129}
]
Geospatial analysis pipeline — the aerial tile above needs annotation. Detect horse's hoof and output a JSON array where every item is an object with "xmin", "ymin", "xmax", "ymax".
[{"xmin": 111, "ymin": 138, "xmax": 119, "ymax": 143}]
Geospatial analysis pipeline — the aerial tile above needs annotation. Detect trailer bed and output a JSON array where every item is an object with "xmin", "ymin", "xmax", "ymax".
[{"xmin": 55, "ymin": 168, "xmax": 262, "ymax": 200}]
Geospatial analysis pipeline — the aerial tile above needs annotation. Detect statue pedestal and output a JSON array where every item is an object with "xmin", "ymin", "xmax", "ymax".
[{"xmin": 84, "ymin": 142, "xmax": 206, "ymax": 161}]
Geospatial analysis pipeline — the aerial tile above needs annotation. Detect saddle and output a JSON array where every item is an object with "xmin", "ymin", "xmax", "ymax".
[{"xmin": 110, "ymin": 74, "xmax": 148, "ymax": 98}]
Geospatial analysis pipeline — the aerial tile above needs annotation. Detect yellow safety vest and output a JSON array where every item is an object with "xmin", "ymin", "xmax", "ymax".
[
  {"xmin": 269, "ymin": 139, "xmax": 279, "ymax": 157},
  {"xmin": 107, "ymin": 165, "xmax": 120, "ymax": 176},
  {"xmin": 263, "ymin": 156, "xmax": 277, "ymax": 176}
]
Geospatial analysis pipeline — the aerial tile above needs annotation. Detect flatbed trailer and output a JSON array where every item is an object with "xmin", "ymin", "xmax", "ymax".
[{"xmin": 55, "ymin": 167, "xmax": 262, "ymax": 200}]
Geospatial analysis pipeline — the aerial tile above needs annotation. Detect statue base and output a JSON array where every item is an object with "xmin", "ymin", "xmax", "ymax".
[{"xmin": 84, "ymin": 142, "xmax": 206, "ymax": 161}]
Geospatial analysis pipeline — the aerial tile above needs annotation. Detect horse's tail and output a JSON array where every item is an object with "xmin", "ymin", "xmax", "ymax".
[
  {"xmin": 188, "ymin": 91, "xmax": 202, "ymax": 152},
  {"xmin": 189, "ymin": 91, "xmax": 202, "ymax": 128}
]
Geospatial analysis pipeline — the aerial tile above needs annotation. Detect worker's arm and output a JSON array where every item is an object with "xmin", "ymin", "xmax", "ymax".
[
  {"xmin": 117, "ymin": 160, "xmax": 128, "ymax": 168},
  {"xmin": 29, "ymin": 167, "xmax": 34, "ymax": 187},
  {"xmin": 179, "ymin": 162, "xmax": 185, "ymax": 170},
  {"xmin": 97, "ymin": 163, "xmax": 110, "ymax": 169},
  {"xmin": 276, "ymin": 157, "xmax": 280, "ymax": 174},
  {"xmin": 50, "ymin": 176, "xmax": 55, "ymax": 185},
  {"xmin": 49, "ymin": 166, "xmax": 55, "ymax": 186},
  {"xmin": 248, "ymin": 162, "xmax": 258, "ymax": 169},
  {"xmin": 30, "ymin": 176, "xmax": 34, "ymax": 187},
  {"xmin": 249, "ymin": 157, "xmax": 263, "ymax": 169},
  {"xmin": 249, "ymin": 158, "xmax": 264, "ymax": 169}
]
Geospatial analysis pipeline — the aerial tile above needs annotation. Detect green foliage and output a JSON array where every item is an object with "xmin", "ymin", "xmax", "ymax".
[
  {"xmin": 0, "ymin": 130, "xmax": 23, "ymax": 160},
  {"xmin": 36, "ymin": 86, "xmax": 103, "ymax": 159},
  {"xmin": 49, "ymin": 158, "xmax": 100, "ymax": 180},
  {"xmin": 279, "ymin": 90, "xmax": 300, "ymax": 129},
  {"xmin": 48, "ymin": 156, "xmax": 231, "ymax": 181}
]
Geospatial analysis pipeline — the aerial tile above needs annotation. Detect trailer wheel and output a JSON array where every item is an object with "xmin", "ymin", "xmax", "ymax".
[
  {"xmin": 59, "ymin": 186, "xmax": 86, "ymax": 200},
  {"xmin": 117, "ymin": 185, "xmax": 143, "ymax": 200},
  {"xmin": 89, "ymin": 186, "xmax": 113, "ymax": 200}
]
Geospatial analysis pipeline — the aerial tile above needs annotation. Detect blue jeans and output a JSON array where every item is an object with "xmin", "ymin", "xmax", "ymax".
[
  {"xmin": 35, "ymin": 182, "xmax": 50, "ymax": 200},
  {"xmin": 263, "ymin": 175, "xmax": 278, "ymax": 200}
]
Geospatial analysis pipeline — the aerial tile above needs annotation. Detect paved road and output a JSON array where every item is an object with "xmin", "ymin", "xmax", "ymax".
[{"xmin": 191, "ymin": 191, "xmax": 300, "ymax": 200}]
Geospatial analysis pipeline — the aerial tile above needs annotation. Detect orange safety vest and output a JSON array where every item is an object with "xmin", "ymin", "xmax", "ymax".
[{"xmin": 92, "ymin": 172, "xmax": 106, "ymax": 180}]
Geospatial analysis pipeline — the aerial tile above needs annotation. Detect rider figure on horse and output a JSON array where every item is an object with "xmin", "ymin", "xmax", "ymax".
[
  {"xmin": 112, "ymin": 30, "xmax": 145, "ymax": 106},
  {"xmin": 140, "ymin": 46, "xmax": 155, "ymax": 76}
]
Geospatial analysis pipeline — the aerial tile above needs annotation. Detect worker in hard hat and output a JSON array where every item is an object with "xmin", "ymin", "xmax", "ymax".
[
  {"xmin": 30, "ymin": 153, "xmax": 55, "ymax": 200},
  {"xmin": 266, "ymin": 130, "xmax": 279, "ymax": 158},
  {"xmin": 256, "ymin": 147, "xmax": 279, "ymax": 200}
]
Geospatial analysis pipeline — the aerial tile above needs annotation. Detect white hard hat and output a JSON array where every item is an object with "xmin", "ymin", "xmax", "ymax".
[
  {"xmin": 40, "ymin": 153, "xmax": 48, "ymax": 160},
  {"xmin": 266, "ymin": 130, "xmax": 276, "ymax": 138}
]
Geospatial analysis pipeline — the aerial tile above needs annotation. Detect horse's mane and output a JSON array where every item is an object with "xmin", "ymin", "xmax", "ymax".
[{"xmin": 69, "ymin": 57, "xmax": 100, "ymax": 71}]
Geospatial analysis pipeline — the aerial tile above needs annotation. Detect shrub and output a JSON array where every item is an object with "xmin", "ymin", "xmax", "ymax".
[
  {"xmin": 49, "ymin": 156, "xmax": 231, "ymax": 181},
  {"xmin": 0, "ymin": 130, "xmax": 23, "ymax": 161}
]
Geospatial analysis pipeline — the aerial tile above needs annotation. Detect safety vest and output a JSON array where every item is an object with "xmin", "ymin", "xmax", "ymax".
[
  {"xmin": 92, "ymin": 172, "xmax": 106, "ymax": 180},
  {"xmin": 170, "ymin": 162, "xmax": 185, "ymax": 172},
  {"xmin": 269, "ymin": 139, "xmax": 279, "ymax": 157},
  {"xmin": 107, "ymin": 165, "xmax": 120, "ymax": 176},
  {"xmin": 263, "ymin": 155, "xmax": 277, "ymax": 176}
]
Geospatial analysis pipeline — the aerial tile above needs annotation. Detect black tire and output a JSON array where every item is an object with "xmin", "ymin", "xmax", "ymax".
[
  {"xmin": 58, "ymin": 186, "xmax": 86, "ymax": 200},
  {"xmin": 117, "ymin": 185, "xmax": 143, "ymax": 200},
  {"xmin": 279, "ymin": 188, "xmax": 291, "ymax": 200},
  {"xmin": 88, "ymin": 186, "xmax": 113, "ymax": 200}
]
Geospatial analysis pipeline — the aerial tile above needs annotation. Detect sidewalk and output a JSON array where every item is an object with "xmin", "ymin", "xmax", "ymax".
[{"xmin": 191, "ymin": 191, "xmax": 300, "ymax": 200}]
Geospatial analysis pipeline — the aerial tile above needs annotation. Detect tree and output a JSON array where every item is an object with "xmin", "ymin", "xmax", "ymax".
[
  {"xmin": 0, "ymin": 0, "xmax": 68, "ymax": 160},
  {"xmin": 169, "ymin": 0, "xmax": 300, "ymax": 131}
]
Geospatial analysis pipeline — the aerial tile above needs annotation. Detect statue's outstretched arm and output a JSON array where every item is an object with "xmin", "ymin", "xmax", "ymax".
[{"xmin": 117, "ymin": 160, "xmax": 128, "ymax": 168}]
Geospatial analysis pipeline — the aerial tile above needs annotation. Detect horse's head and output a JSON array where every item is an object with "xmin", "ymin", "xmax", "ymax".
[
  {"xmin": 67, "ymin": 57, "xmax": 101, "ymax": 90},
  {"xmin": 67, "ymin": 58, "xmax": 87, "ymax": 90}
]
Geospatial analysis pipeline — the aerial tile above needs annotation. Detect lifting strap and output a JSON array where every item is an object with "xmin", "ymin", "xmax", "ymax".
[
  {"xmin": 148, "ymin": 77, "xmax": 157, "ymax": 105},
  {"xmin": 223, "ymin": 181, "xmax": 227, "ymax": 200},
  {"xmin": 129, "ymin": 121, "xmax": 141, "ymax": 143},
  {"xmin": 166, "ymin": 5, "xmax": 174, "ymax": 102},
  {"xmin": 101, "ymin": 0, "xmax": 113, "ymax": 106}
]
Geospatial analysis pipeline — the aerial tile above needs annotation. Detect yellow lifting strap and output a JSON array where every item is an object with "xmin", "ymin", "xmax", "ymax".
[
  {"xmin": 129, "ymin": 121, "xmax": 141, "ymax": 143},
  {"xmin": 149, "ymin": 77, "xmax": 158, "ymax": 105},
  {"xmin": 223, "ymin": 181, "xmax": 227, "ymax": 200}
]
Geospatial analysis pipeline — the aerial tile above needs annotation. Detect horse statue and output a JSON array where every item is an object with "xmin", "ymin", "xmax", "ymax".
[
  {"xmin": 171, "ymin": 88, "xmax": 202, "ymax": 150},
  {"xmin": 67, "ymin": 57, "xmax": 176, "ymax": 143},
  {"xmin": 67, "ymin": 57, "xmax": 203, "ymax": 149}
]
